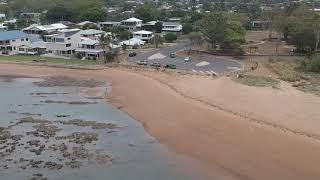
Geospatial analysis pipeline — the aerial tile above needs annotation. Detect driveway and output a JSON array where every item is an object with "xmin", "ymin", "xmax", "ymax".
[{"xmin": 127, "ymin": 43, "xmax": 243, "ymax": 75}]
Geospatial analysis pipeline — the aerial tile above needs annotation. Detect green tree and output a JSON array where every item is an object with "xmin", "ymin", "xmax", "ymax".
[
  {"xmin": 98, "ymin": 33, "xmax": 112, "ymax": 64},
  {"xmin": 164, "ymin": 33, "xmax": 178, "ymax": 43},
  {"xmin": 182, "ymin": 23, "xmax": 193, "ymax": 34},
  {"xmin": 199, "ymin": 11, "xmax": 245, "ymax": 49},
  {"xmin": 81, "ymin": 7, "xmax": 106, "ymax": 22},
  {"xmin": 154, "ymin": 22, "xmax": 163, "ymax": 33},
  {"xmin": 150, "ymin": 34, "xmax": 163, "ymax": 48},
  {"xmin": 134, "ymin": 4, "xmax": 158, "ymax": 22}
]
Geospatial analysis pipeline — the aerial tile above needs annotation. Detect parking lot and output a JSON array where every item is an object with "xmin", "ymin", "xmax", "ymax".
[{"xmin": 127, "ymin": 43, "xmax": 243, "ymax": 75}]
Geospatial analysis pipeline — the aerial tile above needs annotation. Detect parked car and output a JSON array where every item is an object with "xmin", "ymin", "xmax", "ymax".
[
  {"xmin": 151, "ymin": 62, "xmax": 161, "ymax": 67},
  {"xmin": 129, "ymin": 52, "xmax": 137, "ymax": 57},
  {"xmin": 170, "ymin": 53, "xmax": 176, "ymax": 58},
  {"xmin": 165, "ymin": 64, "xmax": 176, "ymax": 69},
  {"xmin": 184, "ymin": 56, "xmax": 191, "ymax": 62},
  {"xmin": 136, "ymin": 60, "xmax": 147, "ymax": 65}
]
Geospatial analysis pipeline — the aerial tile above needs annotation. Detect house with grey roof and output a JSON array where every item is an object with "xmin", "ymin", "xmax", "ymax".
[
  {"xmin": 0, "ymin": 31, "xmax": 31, "ymax": 55},
  {"xmin": 75, "ymin": 37, "xmax": 104, "ymax": 60},
  {"xmin": 43, "ymin": 29, "xmax": 81, "ymax": 57}
]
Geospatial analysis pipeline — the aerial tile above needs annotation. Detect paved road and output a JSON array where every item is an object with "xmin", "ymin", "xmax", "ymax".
[{"xmin": 127, "ymin": 43, "xmax": 243, "ymax": 75}]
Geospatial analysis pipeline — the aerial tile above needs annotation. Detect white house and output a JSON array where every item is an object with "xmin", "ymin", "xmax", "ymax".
[
  {"xmin": 98, "ymin": 21, "xmax": 120, "ymax": 30},
  {"xmin": 132, "ymin": 30, "xmax": 153, "ymax": 41},
  {"xmin": 44, "ymin": 28, "xmax": 81, "ymax": 57},
  {"xmin": 0, "ymin": 31, "xmax": 30, "ymax": 55},
  {"xmin": 80, "ymin": 29, "xmax": 104, "ymax": 40},
  {"xmin": 23, "ymin": 23, "xmax": 68, "ymax": 35},
  {"xmin": 120, "ymin": 38, "xmax": 145, "ymax": 47},
  {"xmin": 18, "ymin": 40, "xmax": 46, "ymax": 55},
  {"xmin": 162, "ymin": 22, "xmax": 182, "ymax": 34},
  {"xmin": 75, "ymin": 37, "xmax": 104, "ymax": 60},
  {"xmin": 121, "ymin": 17, "xmax": 143, "ymax": 31}
]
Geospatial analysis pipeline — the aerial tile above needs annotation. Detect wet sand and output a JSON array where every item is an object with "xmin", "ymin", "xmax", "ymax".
[{"xmin": 1, "ymin": 63, "xmax": 320, "ymax": 179}]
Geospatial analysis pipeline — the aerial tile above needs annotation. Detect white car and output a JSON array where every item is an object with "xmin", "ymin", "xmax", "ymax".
[
  {"xmin": 136, "ymin": 60, "xmax": 147, "ymax": 65},
  {"xmin": 184, "ymin": 56, "xmax": 191, "ymax": 62}
]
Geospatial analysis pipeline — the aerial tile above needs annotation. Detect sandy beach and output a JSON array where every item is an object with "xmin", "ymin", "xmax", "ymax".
[{"xmin": 1, "ymin": 63, "xmax": 320, "ymax": 180}]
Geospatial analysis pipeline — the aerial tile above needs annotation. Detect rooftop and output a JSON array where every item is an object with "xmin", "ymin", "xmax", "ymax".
[
  {"xmin": 133, "ymin": 30, "xmax": 153, "ymax": 34},
  {"xmin": 122, "ymin": 17, "xmax": 143, "ymax": 23},
  {"xmin": 0, "ymin": 31, "xmax": 28, "ymax": 41},
  {"xmin": 80, "ymin": 29, "xmax": 104, "ymax": 35}
]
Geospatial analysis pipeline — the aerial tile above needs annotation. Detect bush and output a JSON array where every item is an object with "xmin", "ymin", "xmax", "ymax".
[
  {"xmin": 164, "ymin": 33, "xmax": 178, "ymax": 43},
  {"xmin": 306, "ymin": 55, "xmax": 320, "ymax": 72}
]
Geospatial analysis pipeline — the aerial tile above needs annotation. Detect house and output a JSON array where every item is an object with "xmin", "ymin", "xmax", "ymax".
[
  {"xmin": 75, "ymin": 37, "xmax": 104, "ymax": 60},
  {"xmin": 0, "ymin": 23, "xmax": 8, "ymax": 31},
  {"xmin": 98, "ymin": 21, "xmax": 120, "ymax": 30},
  {"xmin": 80, "ymin": 29, "xmax": 104, "ymax": 40},
  {"xmin": 23, "ymin": 23, "xmax": 68, "ymax": 35},
  {"xmin": 20, "ymin": 13, "xmax": 41, "ymax": 23},
  {"xmin": 0, "ymin": 13, "xmax": 5, "ymax": 20},
  {"xmin": 120, "ymin": 38, "xmax": 145, "ymax": 47},
  {"xmin": 18, "ymin": 40, "xmax": 46, "ymax": 55},
  {"xmin": 132, "ymin": 30, "xmax": 153, "ymax": 41},
  {"xmin": 0, "ymin": 31, "xmax": 30, "ymax": 55},
  {"xmin": 44, "ymin": 28, "xmax": 81, "ymax": 57},
  {"xmin": 142, "ymin": 21, "xmax": 157, "ymax": 31},
  {"xmin": 121, "ymin": 17, "xmax": 143, "ymax": 31},
  {"xmin": 162, "ymin": 22, "xmax": 182, "ymax": 34}
]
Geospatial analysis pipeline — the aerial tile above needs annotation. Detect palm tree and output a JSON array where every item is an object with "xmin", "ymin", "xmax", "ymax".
[
  {"xmin": 150, "ymin": 34, "xmax": 163, "ymax": 48},
  {"xmin": 98, "ymin": 33, "xmax": 112, "ymax": 63},
  {"xmin": 105, "ymin": 52, "xmax": 115, "ymax": 63}
]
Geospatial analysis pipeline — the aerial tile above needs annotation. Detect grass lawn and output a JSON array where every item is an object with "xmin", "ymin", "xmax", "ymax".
[
  {"xmin": 0, "ymin": 55, "xmax": 104, "ymax": 65},
  {"xmin": 233, "ymin": 74, "xmax": 279, "ymax": 88}
]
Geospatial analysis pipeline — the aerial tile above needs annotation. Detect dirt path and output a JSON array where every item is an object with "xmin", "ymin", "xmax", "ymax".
[{"xmin": 1, "ymin": 63, "xmax": 320, "ymax": 180}]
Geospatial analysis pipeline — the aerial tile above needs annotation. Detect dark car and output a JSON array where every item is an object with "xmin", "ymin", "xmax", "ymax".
[
  {"xmin": 165, "ymin": 64, "xmax": 176, "ymax": 69},
  {"xmin": 151, "ymin": 62, "xmax": 161, "ymax": 67},
  {"xmin": 129, "ymin": 52, "xmax": 137, "ymax": 57},
  {"xmin": 170, "ymin": 53, "xmax": 176, "ymax": 58}
]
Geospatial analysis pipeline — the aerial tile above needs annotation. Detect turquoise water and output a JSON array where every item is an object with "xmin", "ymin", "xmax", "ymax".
[{"xmin": 0, "ymin": 77, "xmax": 205, "ymax": 180}]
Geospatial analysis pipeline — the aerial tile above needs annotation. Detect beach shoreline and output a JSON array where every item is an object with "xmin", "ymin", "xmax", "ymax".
[{"xmin": 1, "ymin": 63, "xmax": 320, "ymax": 180}]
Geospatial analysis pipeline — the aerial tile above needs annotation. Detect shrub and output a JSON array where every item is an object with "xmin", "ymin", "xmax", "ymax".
[
  {"xmin": 306, "ymin": 55, "xmax": 320, "ymax": 72},
  {"xmin": 164, "ymin": 33, "xmax": 178, "ymax": 43}
]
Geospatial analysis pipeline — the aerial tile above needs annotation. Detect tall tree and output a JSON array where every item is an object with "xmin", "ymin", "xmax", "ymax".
[{"xmin": 98, "ymin": 33, "xmax": 112, "ymax": 64}]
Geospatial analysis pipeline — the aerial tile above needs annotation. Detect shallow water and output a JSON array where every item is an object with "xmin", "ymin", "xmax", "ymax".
[{"xmin": 0, "ymin": 77, "xmax": 205, "ymax": 180}]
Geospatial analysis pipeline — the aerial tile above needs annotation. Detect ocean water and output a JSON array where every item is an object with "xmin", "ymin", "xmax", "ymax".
[{"xmin": 0, "ymin": 77, "xmax": 205, "ymax": 180}]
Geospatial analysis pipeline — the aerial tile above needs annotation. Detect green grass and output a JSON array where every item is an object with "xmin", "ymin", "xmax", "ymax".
[
  {"xmin": 233, "ymin": 74, "xmax": 279, "ymax": 88},
  {"xmin": 0, "ymin": 55, "xmax": 104, "ymax": 65}
]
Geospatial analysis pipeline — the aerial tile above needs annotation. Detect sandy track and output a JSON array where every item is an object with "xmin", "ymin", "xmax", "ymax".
[{"xmin": 1, "ymin": 63, "xmax": 320, "ymax": 180}]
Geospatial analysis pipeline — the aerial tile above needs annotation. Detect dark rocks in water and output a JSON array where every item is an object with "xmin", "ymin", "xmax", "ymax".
[
  {"xmin": 59, "ymin": 119, "xmax": 117, "ymax": 130},
  {"xmin": 32, "ymin": 124, "xmax": 61, "ymax": 138},
  {"xmin": 8, "ymin": 111, "xmax": 17, "ymax": 114},
  {"xmin": 17, "ymin": 117, "xmax": 51, "ymax": 124},
  {"xmin": 41, "ymin": 100, "xmax": 97, "ymax": 105},
  {"xmin": 56, "ymin": 115, "xmax": 71, "ymax": 118},
  {"xmin": 34, "ymin": 76, "xmax": 105, "ymax": 88},
  {"xmin": 27, "ymin": 140, "xmax": 41, "ymax": 147},
  {"xmin": 65, "ymin": 160, "xmax": 82, "ymax": 168},
  {"xmin": 67, "ymin": 132, "xmax": 98, "ymax": 144},
  {"xmin": 43, "ymin": 161, "xmax": 63, "ymax": 170},
  {"xmin": 20, "ymin": 113, "xmax": 42, "ymax": 117},
  {"xmin": 70, "ymin": 146, "xmax": 89, "ymax": 159}
]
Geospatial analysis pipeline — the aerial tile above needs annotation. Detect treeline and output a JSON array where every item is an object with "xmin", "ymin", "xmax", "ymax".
[{"xmin": 4, "ymin": 0, "xmax": 105, "ymax": 23}]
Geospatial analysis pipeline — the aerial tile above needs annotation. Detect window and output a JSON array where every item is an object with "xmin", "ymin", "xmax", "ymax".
[
  {"xmin": 13, "ymin": 47, "xmax": 16, "ymax": 50},
  {"xmin": 66, "ymin": 43, "xmax": 71, "ymax": 47},
  {"xmin": 12, "ymin": 40, "xmax": 16, "ymax": 42},
  {"xmin": 5, "ymin": 40, "xmax": 9, "ymax": 44},
  {"xmin": 55, "ymin": 38, "xmax": 65, "ymax": 43},
  {"xmin": 67, "ymin": 38, "xmax": 71, "ymax": 40},
  {"xmin": 21, "ymin": 38, "xmax": 24, "ymax": 41},
  {"xmin": 26, "ymin": 38, "xmax": 29, "ymax": 41}
]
